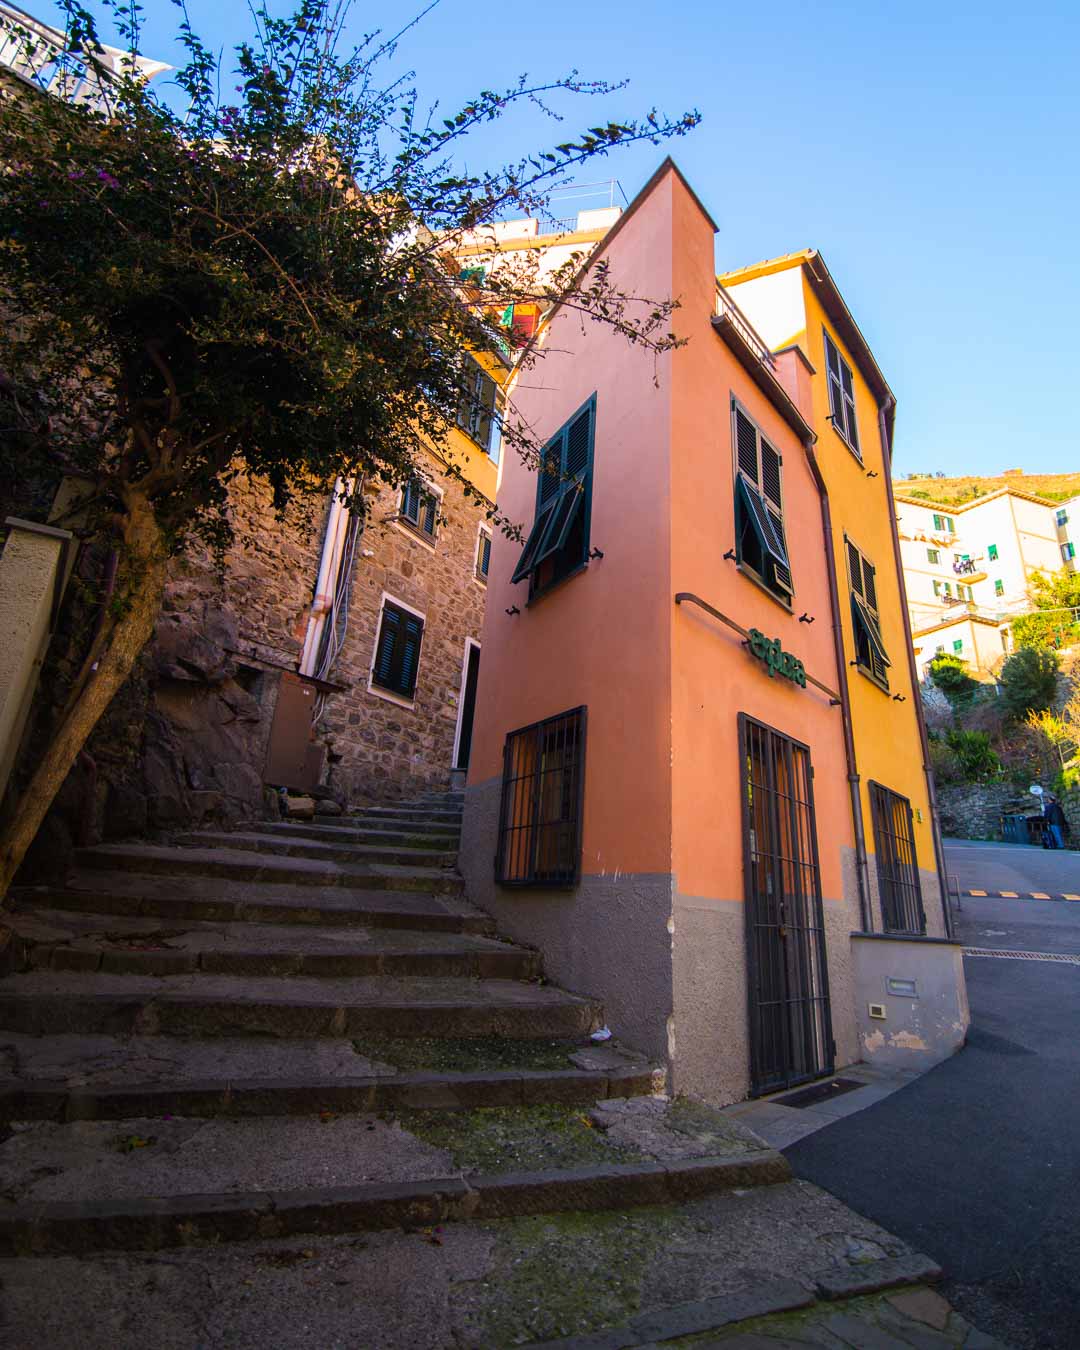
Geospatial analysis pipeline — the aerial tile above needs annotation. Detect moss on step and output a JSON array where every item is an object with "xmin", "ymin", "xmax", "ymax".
[
  {"xmin": 393, "ymin": 1104, "xmax": 649, "ymax": 1175},
  {"xmin": 474, "ymin": 1207, "xmax": 686, "ymax": 1345},
  {"xmin": 352, "ymin": 1035, "xmax": 578, "ymax": 1074}
]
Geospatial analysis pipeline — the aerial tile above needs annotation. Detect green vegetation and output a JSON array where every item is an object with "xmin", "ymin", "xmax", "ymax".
[
  {"xmin": 896, "ymin": 471, "xmax": 1080, "ymax": 507},
  {"xmin": 927, "ymin": 653, "xmax": 979, "ymax": 711},
  {"xmin": 352, "ymin": 1036, "xmax": 579, "ymax": 1074},
  {"xmin": 393, "ymin": 1104, "xmax": 646, "ymax": 1174},
  {"xmin": 1012, "ymin": 571, "xmax": 1080, "ymax": 651},
  {"xmin": 1000, "ymin": 646, "xmax": 1060, "ymax": 719}
]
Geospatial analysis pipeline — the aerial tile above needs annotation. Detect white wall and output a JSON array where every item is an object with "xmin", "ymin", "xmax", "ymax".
[{"xmin": 723, "ymin": 267, "xmax": 807, "ymax": 350}]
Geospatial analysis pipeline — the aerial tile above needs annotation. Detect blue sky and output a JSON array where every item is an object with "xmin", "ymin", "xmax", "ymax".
[{"xmin": 41, "ymin": 0, "xmax": 1080, "ymax": 476}]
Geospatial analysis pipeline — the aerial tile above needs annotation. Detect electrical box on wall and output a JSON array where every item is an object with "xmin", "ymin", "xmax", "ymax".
[{"xmin": 868, "ymin": 1003, "xmax": 887, "ymax": 1020}]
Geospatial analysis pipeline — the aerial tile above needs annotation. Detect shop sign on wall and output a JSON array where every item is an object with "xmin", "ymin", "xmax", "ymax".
[{"xmin": 748, "ymin": 629, "xmax": 806, "ymax": 688}]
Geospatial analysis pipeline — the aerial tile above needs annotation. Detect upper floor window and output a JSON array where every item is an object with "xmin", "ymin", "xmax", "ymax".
[
  {"xmin": 476, "ymin": 525, "xmax": 492, "ymax": 582},
  {"xmin": 370, "ymin": 598, "xmax": 425, "ymax": 702},
  {"xmin": 400, "ymin": 478, "xmax": 439, "ymax": 542},
  {"xmin": 994, "ymin": 578, "xmax": 1005, "ymax": 596},
  {"xmin": 846, "ymin": 537, "xmax": 891, "ymax": 689},
  {"xmin": 932, "ymin": 513, "xmax": 955, "ymax": 534},
  {"xmin": 953, "ymin": 639, "xmax": 964, "ymax": 653},
  {"xmin": 511, "ymin": 394, "xmax": 595, "ymax": 601},
  {"xmin": 1064, "ymin": 542, "xmax": 1076, "ymax": 562},
  {"xmin": 988, "ymin": 543, "xmax": 999, "ymax": 561},
  {"xmin": 732, "ymin": 400, "xmax": 793, "ymax": 606},
  {"xmin": 926, "ymin": 548, "xmax": 940, "ymax": 564},
  {"xmin": 457, "ymin": 360, "xmax": 501, "ymax": 462},
  {"xmin": 1056, "ymin": 508, "xmax": 1069, "ymax": 527},
  {"xmin": 823, "ymin": 330, "xmax": 859, "ymax": 457}
]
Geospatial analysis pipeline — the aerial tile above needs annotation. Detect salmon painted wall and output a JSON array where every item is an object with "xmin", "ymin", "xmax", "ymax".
[
  {"xmin": 666, "ymin": 181, "xmax": 852, "ymax": 908},
  {"xmin": 466, "ymin": 173, "xmax": 678, "ymax": 878},
  {"xmin": 798, "ymin": 279, "xmax": 940, "ymax": 921}
]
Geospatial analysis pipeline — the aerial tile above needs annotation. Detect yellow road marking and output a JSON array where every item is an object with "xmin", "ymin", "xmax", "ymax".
[
  {"xmin": 1064, "ymin": 894, "xmax": 1080, "ymax": 901},
  {"xmin": 999, "ymin": 891, "xmax": 1019, "ymax": 898},
  {"xmin": 1030, "ymin": 893, "xmax": 1051, "ymax": 900},
  {"xmin": 968, "ymin": 889, "xmax": 988, "ymax": 896}
]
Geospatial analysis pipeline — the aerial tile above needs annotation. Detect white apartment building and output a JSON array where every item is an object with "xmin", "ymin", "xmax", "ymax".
[{"xmin": 896, "ymin": 487, "xmax": 1075, "ymax": 679}]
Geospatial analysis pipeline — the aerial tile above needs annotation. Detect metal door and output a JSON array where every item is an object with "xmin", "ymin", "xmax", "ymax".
[{"xmin": 738, "ymin": 713, "xmax": 834, "ymax": 1096}]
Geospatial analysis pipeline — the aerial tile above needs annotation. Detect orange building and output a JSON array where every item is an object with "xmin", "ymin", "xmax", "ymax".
[{"xmin": 460, "ymin": 162, "xmax": 967, "ymax": 1104}]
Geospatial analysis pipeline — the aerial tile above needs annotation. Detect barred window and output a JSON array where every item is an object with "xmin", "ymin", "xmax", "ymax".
[
  {"xmin": 495, "ymin": 707, "xmax": 586, "ymax": 887},
  {"xmin": 869, "ymin": 782, "xmax": 926, "ymax": 935}
]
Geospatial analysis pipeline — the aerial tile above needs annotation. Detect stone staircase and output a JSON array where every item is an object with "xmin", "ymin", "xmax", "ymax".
[{"xmin": 0, "ymin": 791, "xmax": 786, "ymax": 1259}]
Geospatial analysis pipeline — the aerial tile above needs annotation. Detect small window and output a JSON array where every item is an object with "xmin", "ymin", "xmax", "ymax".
[
  {"xmin": 1063, "ymin": 542, "xmax": 1076, "ymax": 562},
  {"xmin": 935, "ymin": 644, "xmax": 945, "ymax": 654},
  {"xmin": 823, "ymin": 330, "xmax": 859, "ymax": 456},
  {"xmin": 869, "ymin": 782, "xmax": 926, "ymax": 935},
  {"xmin": 371, "ymin": 600, "xmax": 425, "ymax": 701},
  {"xmin": 994, "ymin": 578, "xmax": 1004, "ymax": 596},
  {"xmin": 988, "ymin": 543, "xmax": 998, "ymax": 561},
  {"xmin": 476, "ymin": 526, "xmax": 492, "ymax": 582},
  {"xmin": 495, "ymin": 707, "xmax": 586, "ymax": 887},
  {"xmin": 953, "ymin": 639, "xmax": 964, "ymax": 653},
  {"xmin": 927, "ymin": 548, "xmax": 939, "ymax": 564},
  {"xmin": 1056, "ymin": 509, "xmax": 1068, "ymax": 527},
  {"xmin": 731, "ymin": 400, "xmax": 792, "ymax": 605},
  {"xmin": 457, "ymin": 360, "xmax": 501, "ymax": 461},
  {"xmin": 943, "ymin": 581, "xmax": 952, "ymax": 597},
  {"xmin": 400, "ymin": 479, "xmax": 439, "ymax": 541},
  {"xmin": 846, "ymin": 537, "xmax": 890, "ymax": 689},
  {"xmin": 932, "ymin": 580, "xmax": 941, "ymax": 596},
  {"xmin": 511, "ymin": 394, "xmax": 595, "ymax": 601},
  {"xmin": 932, "ymin": 513, "xmax": 955, "ymax": 534}
]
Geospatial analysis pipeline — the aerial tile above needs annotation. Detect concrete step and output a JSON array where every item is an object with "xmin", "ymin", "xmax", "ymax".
[
  {"xmin": 12, "ymin": 877, "xmax": 490, "ymax": 933},
  {"xmin": 0, "ymin": 971, "xmax": 603, "ymax": 1040},
  {"xmin": 0, "ymin": 1101, "xmax": 786, "ymax": 1255},
  {"xmin": 75, "ymin": 843, "xmax": 465, "ymax": 895},
  {"xmin": 346, "ymin": 807, "xmax": 463, "ymax": 825},
  {"xmin": 172, "ymin": 831, "xmax": 458, "ymax": 870},
  {"xmin": 262, "ymin": 821, "xmax": 459, "ymax": 850},
  {"xmin": 6, "ymin": 910, "xmax": 538, "ymax": 981},
  {"xmin": 0, "ymin": 1030, "xmax": 659, "ymax": 1121}
]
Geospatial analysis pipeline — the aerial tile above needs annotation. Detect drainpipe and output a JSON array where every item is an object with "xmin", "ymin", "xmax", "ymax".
[
  {"xmin": 879, "ymin": 400, "xmax": 953, "ymax": 938},
  {"xmin": 804, "ymin": 441, "xmax": 872, "ymax": 932},
  {"xmin": 299, "ymin": 479, "xmax": 352, "ymax": 677}
]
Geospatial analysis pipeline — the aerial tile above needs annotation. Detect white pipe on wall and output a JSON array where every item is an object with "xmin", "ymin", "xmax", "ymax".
[{"xmin": 299, "ymin": 478, "xmax": 351, "ymax": 676}]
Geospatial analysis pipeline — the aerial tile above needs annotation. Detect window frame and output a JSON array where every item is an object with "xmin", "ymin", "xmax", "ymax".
[
  {"xmin": 822, "ymin": 329, "xmax": 860, "ymax": 458},
  {"xmin": 987, "ymin": 543, "xmax": 998, "ymax": 562},
  {"xmin": 1056, "ymin": 509, "xmax": 1068, "ymax": 528},
  {"xmin": 845, "ymin": 535, "xmax": 891, "ymax": 691},
  {"xmin": 495, "ymin": 706, "xmax": 587, "ymax": 889},
  {"xmin": 456, "ymin": 358, "xmax": 502, "ymax": 462},
  {"xmin": 475, "ymin": 523, "xmax": 492, "ymax": 585},
  {"xmin": 397, "ymin": 476, "xmax": 442, "ymax": 547},
  {"xmin": 994, "ymin": 578, "xmax": 1004, "ymax": 596},
  {"xmin": 367, "ymin": 593, "xmax": 426, "ymax": 706},
  {"xmin": 926, "ymin": 548, "xmax": 939, "ymax": 564},
  {"xmin": 868, "ymin": 781, "xmax": 927, "ymax": 935},
  {"xmin": 731, "ymin": 396, "xmax": 794, "ymax": 609},
  {"xmin": 510, "ymin": 393, "xmax": 596, "ymax": 603},
  {"xmin": 1064, "ymin": 542, "xmax": 1076, "ymax": 562}
]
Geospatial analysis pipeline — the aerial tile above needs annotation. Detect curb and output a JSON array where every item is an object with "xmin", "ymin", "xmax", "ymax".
[
  {"xmin": 0, "ymin": 1065, "xmax": 662, "ymax": 1123},
  {"xmin": 526, "ymin": 1254, "xmax": 942, "ymax": 1348},
  {"xmin": 963, "ymin": 889, "xmax": 1080, "ymax": 902},
  {"xmin": 0, "ymin": 1150, "xmax": 791, "ymax": 1256}
]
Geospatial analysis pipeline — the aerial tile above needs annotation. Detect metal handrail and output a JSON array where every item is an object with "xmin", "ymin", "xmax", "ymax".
[
  {"xmin": 675, "ymin": 591, "xmax": 841, "ymax": 705},
  {"xmin": 715, "ymin": 285, "xmax": 776, "ymax": 371}
]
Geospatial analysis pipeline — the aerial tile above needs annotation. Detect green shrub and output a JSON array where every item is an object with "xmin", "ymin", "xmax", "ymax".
[
  {"xmin": 999, "ymin": 646, "xmax": 1060, "ymax": 720},
  {"xmin": 943, "ymin": 728, "xmax": 1002, "ymax": 782},
  {"xmin": 928, "ymin": 653, "xmax": 979, "ymax": 710}
]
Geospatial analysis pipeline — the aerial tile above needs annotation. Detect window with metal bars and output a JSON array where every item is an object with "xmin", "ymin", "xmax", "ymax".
[
  {"xmin": 823, "ymin": 331, "xmax": 859, "ymax": 457},
  {"xmin": 511, "ymin": 395, "xmax": 595, "ymax": 601},
  {"xmin": 731, "ymin": 399, "xmax": 793, "ymax": 605},
  {"xmin": 869, "ymin": 782, "xmax": 926, "ymax": 934},
  {"xmin": 399, "ymin": 479, "xmax": 439, "ymax": 541},
  {"xmin": 476, "ymin": 526, "xmax": 492, "ymax": 582},
  {"xmin": 846, "ymin": 537, "xmax": 890, "ymax": 689},
  {"xmin": 738, "ymin": 713, "xmax": 834, "ymax": 1095},
  {"xmin": 495, "ymin": 707, "xmax": 586, "ymax": 887},
  {"xmin": 370, "ymin": 599, "xmax": 424, "ymax": 700}
]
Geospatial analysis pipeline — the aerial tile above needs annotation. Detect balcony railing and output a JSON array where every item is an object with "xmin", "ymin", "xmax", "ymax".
[
  {"xmin": 0, "ymin": 1, "xmax": 166, "ymax": 112},
  {"xmin": 715, "ymin": 285, "xmax": 776, "ymax": 372}
]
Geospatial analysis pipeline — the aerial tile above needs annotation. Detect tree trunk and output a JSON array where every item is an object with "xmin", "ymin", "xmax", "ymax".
[{"xmin": 0, "ymin": 493, "xmax": 167, "ymax": 901}]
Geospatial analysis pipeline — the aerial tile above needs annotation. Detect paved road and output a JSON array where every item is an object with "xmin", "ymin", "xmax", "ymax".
[
  {"xmin": 943, "ymin": 836, "xmax": 1080, "ymax": 896},
  {"xmin": 787, "ymin": 841, "xmax": 1080, "ymax": 1350}
]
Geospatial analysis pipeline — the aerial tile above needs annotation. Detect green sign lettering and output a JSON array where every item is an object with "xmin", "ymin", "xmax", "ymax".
[{"xmin": 747, "ymin": 629, "xmax": 807, "ymax": 688}]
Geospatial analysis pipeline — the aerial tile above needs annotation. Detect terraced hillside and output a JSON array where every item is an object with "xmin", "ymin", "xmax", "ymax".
[{"xmin": 894, "ymin": 470, "xmax": 1080, "ymax": 506}]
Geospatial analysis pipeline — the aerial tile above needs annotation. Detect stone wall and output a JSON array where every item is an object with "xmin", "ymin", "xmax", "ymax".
[
  {"xmin": 15, "ymin": 447, "xmax": 491, "ymax": 872},
  {"xmin": 936, "ymin": 782, "xmax": 1043, "ymax": 842}
]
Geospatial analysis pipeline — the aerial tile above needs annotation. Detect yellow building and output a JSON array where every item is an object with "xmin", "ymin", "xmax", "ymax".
[{"xmin": 721, "ymin": 251, "xmax": 951, "ymax": 940}]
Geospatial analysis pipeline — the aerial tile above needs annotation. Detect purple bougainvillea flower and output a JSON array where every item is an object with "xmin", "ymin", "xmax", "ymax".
[
  {"xmin": 96, "ymin": 169, "xmax": 120, "ymax": 190},
  {"xmin": 67, "ymin": 169, "xmax": 85, "ymax": 180}
]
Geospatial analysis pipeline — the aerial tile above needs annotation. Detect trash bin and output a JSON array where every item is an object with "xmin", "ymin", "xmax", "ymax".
[{"xmin": 1001, "ymin": 813, "xmax": 1029, "ymax": 844}]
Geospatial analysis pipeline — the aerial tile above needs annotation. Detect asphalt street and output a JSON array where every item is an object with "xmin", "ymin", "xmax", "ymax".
[
  {"xmin": 943, "ymin": 837, "xmax": 1080, "ymax": 896},
  {"xmin": 786, "ymin": 840, "xmax": 1080, "ymax": 1350}
]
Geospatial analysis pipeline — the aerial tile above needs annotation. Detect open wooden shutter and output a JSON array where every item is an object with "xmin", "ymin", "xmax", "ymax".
[
  {"xmin": 399, "ymin": 611, "xmax": 424, "ymax": 697},
  {"xmin": 374, "ymin": 607, "xmax": 399, "ymax": 687},
  {"xmin": 825, "ymin": 334, "xmax": 845, "ymax": 432},
  {"xmin": 735, "ymin": 405, "xmax": 759, "ymax": 481}
]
